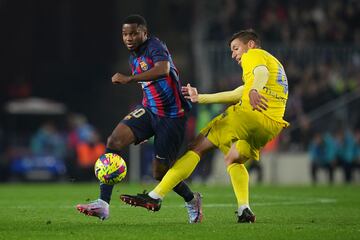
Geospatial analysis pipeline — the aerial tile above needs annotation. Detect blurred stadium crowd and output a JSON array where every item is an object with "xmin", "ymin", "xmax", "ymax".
[
  {"xmin": 0, "ymin": 0, "xmax": 359, "ymax": 183},
  {"xmin": 206, "ymin": 0, "xmax": 360, "ymax": 44},
  {"xmin": 309, "ymin": 129, "xmax": 360, "ymax": 184},
  {"xmin": 0, "ymin": 113, "xmax": 106, "ymax": 182}
]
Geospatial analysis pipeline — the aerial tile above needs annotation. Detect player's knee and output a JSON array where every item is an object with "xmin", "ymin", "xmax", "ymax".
[
  {"xmin": 187, "ymin": 141, "xmax": 198, "ymax": 150},
  {"xmin": 224, "ymin": 154, "xmax": 233, "ymax": 166},
  {"xmin": 188, "ymin": 140, "xmax": 208, "ymax": 157},
  {"xmin": 107, "ymin": 134, "xmax": 124, "ymax": 149},
  {"xmin": 188, "ymin": 147, "xmax": 203, "ymax": 158},
  {"xmin": 188, "ymin": 141, "xmax": 198, "ymax": 152},
  {"xmin": 225, "ymin": 154, "xmax": 249, "ymax": 166}
]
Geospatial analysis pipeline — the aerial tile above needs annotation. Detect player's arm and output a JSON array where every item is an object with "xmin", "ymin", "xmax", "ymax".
[
  {"xmin": 249, "ymin": 65, "xmax": 269, "ymax": 112},
  {"xmin": 112, "ymin": 61, "xmax": 170, "ymax": 84},
  {"xmin": 182, "ymin": 83, "xmax": 244, "ymax": 104}
]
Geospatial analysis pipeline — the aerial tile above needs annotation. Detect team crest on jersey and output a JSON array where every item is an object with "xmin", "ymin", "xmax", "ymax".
[{"xmin": 139, "ymin": 61, "xmax": 148, "ymax": 71}]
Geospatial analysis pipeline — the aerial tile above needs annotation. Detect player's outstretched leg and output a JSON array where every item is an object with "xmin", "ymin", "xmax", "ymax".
[
  {"xmin": 76, "ymin": 199, "xmax": 109, "ymax": 220},
  {"xmin": 120, "ymin": 150, "xmax": 203, "ymax": 222},
  {"xmin": 122, "ymin": 135, "xmax": 210, "ymax": 221},
  {"xmin": 153, "ymin": 158, "xmax": 203, "ymax": 223}
]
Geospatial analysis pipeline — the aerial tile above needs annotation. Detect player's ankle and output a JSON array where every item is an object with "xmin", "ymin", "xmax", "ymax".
[
  {"xmin": 148, "ymin": 191, "xmax": 163, "ymax": 200},
  {"xmin": 238, "ymin": 204, "xmax": 250, "ymax": 214},
  {"xmin": 186, "ymin": 195, "xmax": 196, "ymax": 203}
]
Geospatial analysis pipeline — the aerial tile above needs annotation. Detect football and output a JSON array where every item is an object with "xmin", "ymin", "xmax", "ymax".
[{"xmin": 94, "ymin": 153, "xmax": 127, "ymax": 185}]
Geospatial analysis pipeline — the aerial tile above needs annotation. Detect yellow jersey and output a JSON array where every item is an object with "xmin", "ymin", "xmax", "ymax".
[{"xmin": 240, "ymin": 48, "xmax": 289, "ymax": 126}]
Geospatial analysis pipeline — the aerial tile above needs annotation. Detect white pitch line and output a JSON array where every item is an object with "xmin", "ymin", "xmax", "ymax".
[
  {"xmin": 2, "ymin": 198, "xmax": 337, "ymax": 209},
  {"xmin": 174, "ymin": 198, "xmax": 337, "ymax": 208}
]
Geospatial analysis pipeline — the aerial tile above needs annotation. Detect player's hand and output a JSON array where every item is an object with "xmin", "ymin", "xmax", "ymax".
[
  {"xmin": 249, "ymin": 89, "xmax": 268, "ymax": 112},
  {"xmin": 112, "ymin": 73, "xmax": 132, "ymax": 84},
  {"xmin": 181, "ymin": 83, "xmax": 199, "ymax": 103}
]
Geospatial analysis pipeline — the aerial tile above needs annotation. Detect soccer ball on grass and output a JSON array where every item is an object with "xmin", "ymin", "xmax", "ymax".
[{"xmin": 95, "ymin": 153, "xmax": 127, "ymax": 185}]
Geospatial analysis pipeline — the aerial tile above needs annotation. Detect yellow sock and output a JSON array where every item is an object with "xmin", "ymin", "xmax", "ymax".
[
  {"xmin": 227, "ymin": 163, "xmax": 249, "ymax": 207},
  {"xmin": 153, "ymin": 151, "xmax": 200, "ymax": 198}
]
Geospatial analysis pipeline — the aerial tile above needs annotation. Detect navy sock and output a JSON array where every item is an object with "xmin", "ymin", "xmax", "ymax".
[
  {"xmin": 99, "ymin": 148, "xmax": 121, "ymax": 204},
  {"xmin": 173, "ymin": 181, "xmax": 194, "ymax": 202},
  {"xmin": 100, "ymin": 183, "xmax": 114, "ymax": 204}
]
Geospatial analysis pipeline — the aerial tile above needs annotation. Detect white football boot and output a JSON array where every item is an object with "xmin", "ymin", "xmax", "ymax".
[
  {"xmin": 76, "ymin": 199, "xmax": 109, "ymax": 220},
  {"xmin": 185, "ymin": 192, "xmax": 203, "ymax": 223}
]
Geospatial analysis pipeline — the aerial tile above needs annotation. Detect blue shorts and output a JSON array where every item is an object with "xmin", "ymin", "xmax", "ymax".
[{"xmin": 121, "ymin": 106, "xmax": 187, "ymax": 163}]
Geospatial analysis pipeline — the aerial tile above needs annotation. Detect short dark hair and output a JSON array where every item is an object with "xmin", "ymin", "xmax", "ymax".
[
  {"xmin": 122, "ymin": 14, "xmax": 147, "ymax": 28},
  {"xmin": 228, "ymin": 29, "xmax": 261, "ymax": 47}
]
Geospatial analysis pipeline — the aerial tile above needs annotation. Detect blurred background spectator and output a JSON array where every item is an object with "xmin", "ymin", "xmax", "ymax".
[
  {"xmin": 309, "ymin": 132, "xmax": 337, "ymax": 184},
  {"xmin": 30, "ymin": 121, "xmax": 66, "ymax": 160},
  {"xmin": 334, "ymin": 128, "xmax": 357, "ymax": 183},
  {"xmin": 74, "ymin": 131, "xmax": 105, "ymax": 181}
]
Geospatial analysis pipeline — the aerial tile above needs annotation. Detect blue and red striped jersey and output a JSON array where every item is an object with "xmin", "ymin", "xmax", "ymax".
[{"xmin": 129, "ymin": 37, "xmax": 191, "ymax": 118}]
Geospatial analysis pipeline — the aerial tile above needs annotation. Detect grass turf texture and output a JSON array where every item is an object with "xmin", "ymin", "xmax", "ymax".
[{"xmin": 0, "ymin": 183, "xmax": 359, "ymax": 240}]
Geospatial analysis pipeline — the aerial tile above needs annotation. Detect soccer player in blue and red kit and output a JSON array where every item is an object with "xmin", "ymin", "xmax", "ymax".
[{"xmin": 76, "ymin": 15, "xmax": 202, "ymax": 223}]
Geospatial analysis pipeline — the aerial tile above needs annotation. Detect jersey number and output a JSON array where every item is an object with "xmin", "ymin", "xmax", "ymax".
[
  {"xmin": 276, "ymin": 65, "xmax": 288, "ymax": 94},
  {"xmin": 130, "ymin": 108, "xmax": 146, "ymax": 118},
  {"xmin": 124, "ymin": 108, "xmax": 146, "ymax": 120}
]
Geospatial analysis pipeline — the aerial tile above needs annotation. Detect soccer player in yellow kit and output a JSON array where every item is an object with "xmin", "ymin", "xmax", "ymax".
[{"xmin": 120, "ymin": 29, "xmax": 289, "ymax": 223}]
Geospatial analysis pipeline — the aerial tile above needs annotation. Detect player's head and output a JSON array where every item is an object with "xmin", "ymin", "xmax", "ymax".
[
  {"xmin": 122, "ymin": 14, "xmax": 148, "ymax": 51},
  {"xmin": 228, "ymin": 29, "xmax": 261, "ymax": 63}
]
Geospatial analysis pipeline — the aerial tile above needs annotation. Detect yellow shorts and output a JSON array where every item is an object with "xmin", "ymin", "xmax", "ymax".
[{"xmin": 200, "ymin": 104, "xmax": 285, "ymax": 160}]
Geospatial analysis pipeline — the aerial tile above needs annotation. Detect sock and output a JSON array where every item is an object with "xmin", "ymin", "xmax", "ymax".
[
  {"xmin": 227, "ymin": 163, "xmax": 249, "ymax": 207},
  {"xmin": 148, "ymin": 190, "xmax": 162, "ymax": 200},
  {"xmin": 153, "ymin": 151, "xmax": 200, "ymax": 198},
  {"xmin": 98, "ymin": 148, "xmax": 121, "ymax": 204},
  {"xmin": 99, "ymin": 183, "xmax": 114, "ymax": 204},
  {"xmin": 173, "ymin": 182, "xmax": 194, "ymax": 202},
  {"xmin": 238, "ymin": 204, "xmax": 250, "ymax": 215},
  {"xmin": 149, "ymin": 181, "xmax": 194, "ymax": 202}
]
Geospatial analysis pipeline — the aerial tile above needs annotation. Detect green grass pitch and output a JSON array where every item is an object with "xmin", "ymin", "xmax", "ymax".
[{"xmin": 0, "ymin": 183, "xmax": 359, "ymax": 240}]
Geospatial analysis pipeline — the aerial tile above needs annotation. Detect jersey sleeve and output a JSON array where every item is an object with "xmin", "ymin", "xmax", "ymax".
[
  {"xmin": 241, "ymin": 50, "xmax": 268, "ymax": 74},
  {"xmin": 148, "ymin": 39, "xmax": 170, "ymax": 63}
]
